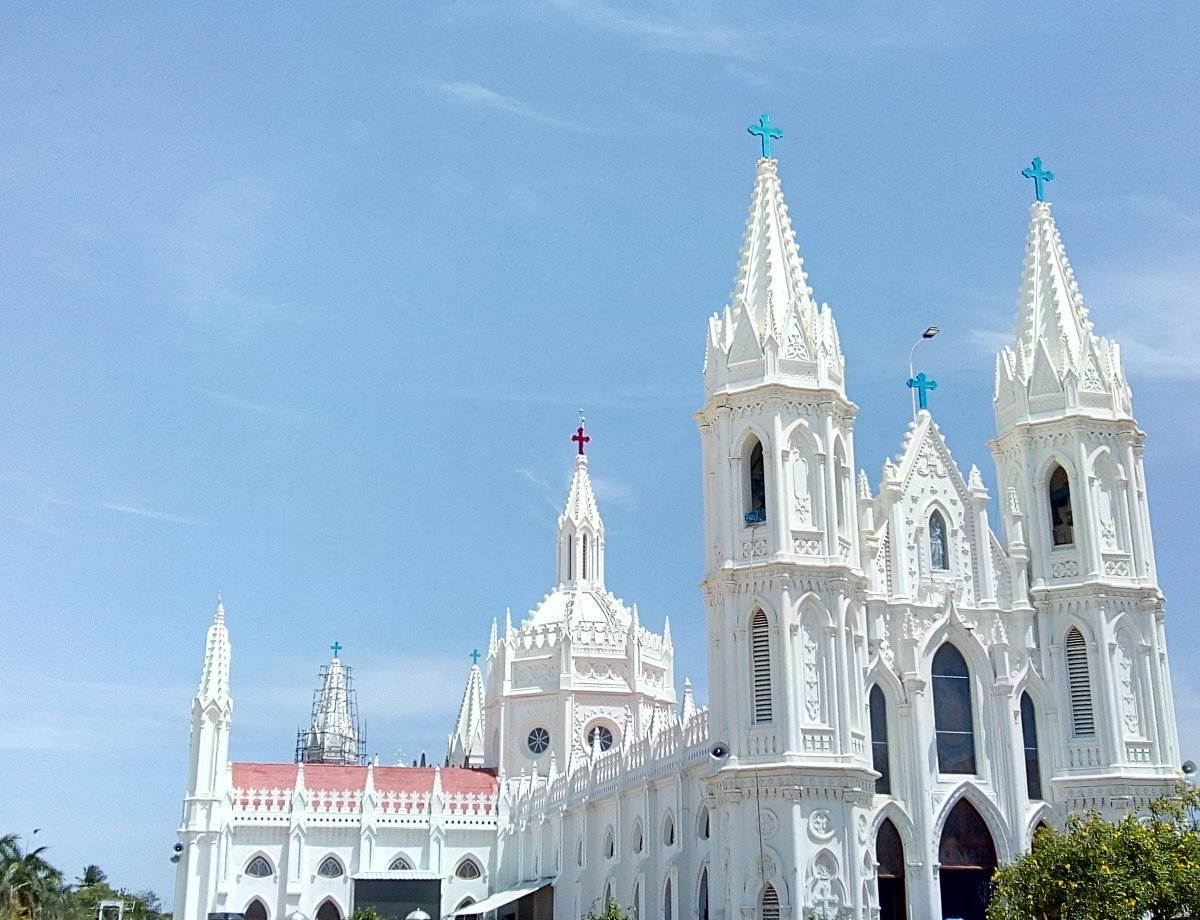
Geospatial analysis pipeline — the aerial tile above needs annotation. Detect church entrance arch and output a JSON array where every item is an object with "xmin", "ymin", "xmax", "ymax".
[
  {"xmin": 315, "ymin": 900, "xmax": 342, "ymax": 920},
  {"xmin": 938, "ymin": 800, "xmax": 996, "ymax": 920},
  {"xmin": 876, "ymin": 819, "xmax": 906, "ymax": 920}
]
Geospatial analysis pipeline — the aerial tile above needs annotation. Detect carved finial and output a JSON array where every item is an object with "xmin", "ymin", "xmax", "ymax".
[
  {"xmin": 1007, "ymin": 486, "xmax": 1023, "ymax": 517},
  {"xmin": 857, "ymin": 470, "xmax": 872, "ymax": 499}
]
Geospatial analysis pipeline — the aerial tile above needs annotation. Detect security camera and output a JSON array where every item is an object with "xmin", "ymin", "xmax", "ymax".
[
  {"xmin": 710, "ymin": 742, "xmax": 730, "ymax": 760},
  {"xmin": 1183, "ymin": 760, "xmax": 1196, "ymax": 775},
  {"xmin": 174, "ymin": 843, "xmax": 184, "ymax": 853}
]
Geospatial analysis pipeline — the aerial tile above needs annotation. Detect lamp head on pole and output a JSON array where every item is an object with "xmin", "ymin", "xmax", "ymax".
[{"xmin": 922, "ymin": 326, "xmax": 940, "ymax": 339}]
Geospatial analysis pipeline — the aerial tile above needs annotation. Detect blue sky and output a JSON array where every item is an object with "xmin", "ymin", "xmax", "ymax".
[{"xmin": 2, "ymin": 1, "xmax": 1198, "ymax": 903}]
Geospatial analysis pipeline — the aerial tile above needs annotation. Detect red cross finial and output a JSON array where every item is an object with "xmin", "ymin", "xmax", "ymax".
[{"xmin": 571, "ymin": 411, "xmax": 590, "ymax": 456}]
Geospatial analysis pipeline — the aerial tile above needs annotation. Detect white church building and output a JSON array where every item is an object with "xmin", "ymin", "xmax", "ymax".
[{"xmin": 173, "ymin": 140, "xmax": 1182, "ymax": 920}]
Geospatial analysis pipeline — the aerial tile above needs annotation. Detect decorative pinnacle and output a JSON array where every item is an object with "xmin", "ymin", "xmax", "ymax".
[
  {"xmin": 1022, "ymin": 156, "xmax": 1054, "ymax": 202},
  {"xmin": 571, "ymin": 409, "xmax": 591, "ymax": 456},
  {"xmin": 748, "ymin": 113, "xmax": 783, "ymax": 159}
]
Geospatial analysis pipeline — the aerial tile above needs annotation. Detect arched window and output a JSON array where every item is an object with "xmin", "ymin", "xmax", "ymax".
[
  {"xmin": 582, "ymin": 533, "xmax": 589, "ymax": 580},
  {"xmin": 751, "ymin": 610, "xmax": 773, "ymax": 724},
  {"xmin": 663, "ymin": 879, "xmax": 673, "ymax": 920},
  {"xmin": 566, "ymin": 538, "xmax": 573, "ymax": 580},
  {"xmin": 876, "ymin": 819, "xmax": 906, "ymax": 920},
  {"xmin": 938, "ymin": 800, "xmax": 997, "ymax": 920},
  {"xmin": 697, "ymin": 806, "xmax": 710, "ymax": 839},
  {"xmin": 746, "ymin": 439, "xmax": 767, "ymax": 524},
  {"xmin": 388, "ymin": 855, "xmax": 412, "ymax": 871},
  {"xmin": 244, "ymin": 901, "xmax": 268, "ymax": 920},
  {"xmin": 455, "ymin": 898, "xmax": 478, "ymax": 920},
  {"xmin": 245, "ymin": 856, "xmax": 272, "ymax": 878},
  {"xmin": 1049, "ymin": 465, "xmax": 1074, "ymax": 546},
  {"xmin": 932, "ymin": 644, "xmax": 976, "ymax": 774},
  {"xmin": 929, "ymin": 510, "xmax": 949, "ymax": 570},
  {"xmin": 317, "ymin": 857, "xmax": 344, "ymax": 879},
  {"xmin": 603, "ymin": 828, "xmax": 615, "ymax": 860},
  {"xmin": 698, "ymin": 868, "xmax": 710, "ymax": 920},
  {"xmin": 603, "ymin": 882, "xmax": 612, "ymax": 905},
  {"xmin": 455, "ymin": 857, "xmax": 482, "ymax": 880},
  {"xmin": 1020, "ymin": 693, "xmax": 1043, "ymax": 800},
  {"xmin": 631, "ymin": 880, "xmax": 641, "ymax": 920},
  {"xmin": 315, "ymin": 902, "xmax": 341, "ymax": 920},
  {"xmin": 587, "ymin": 724, "xmax": 614, "ymax": 752},
  {"xmin": 834, "ymin": 440, "xmax": 850, "ymax": 539},
  {"xmin": 576, "ymin": 837, "xmax": 584, "ymax": 867},
  {"xmin": 760, "ymin": 884, "xmax": 780, "ymax": 920},
  {"xmin": 1065, "ymin": 628, "xmax": 1095, "ymax": 736},
  {"xmin": 662, "ymin": 813, "xmax": 675, "ymax": 846},
  {"xmin": 869, "ymin": 685, "xmax": 891, "ymax": 795},
  {"xmin": 631, "ymin": 820, "xmax": 643, "ymax": 853}
]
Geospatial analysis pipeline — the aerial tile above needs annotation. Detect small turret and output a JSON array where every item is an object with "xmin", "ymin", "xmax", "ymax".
[{"xmin": 447, "ymin": 664, "xmax": 486, "ymax": 768}]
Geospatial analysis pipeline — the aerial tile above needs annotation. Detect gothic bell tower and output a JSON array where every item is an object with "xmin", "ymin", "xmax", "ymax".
[
  {"xmin": 990, "ymin": 165, "xmax": 1179, "ymax": 810},
  {"xmin": 697, "ymin": 125, "xmax": 875, "ymax": 919}
]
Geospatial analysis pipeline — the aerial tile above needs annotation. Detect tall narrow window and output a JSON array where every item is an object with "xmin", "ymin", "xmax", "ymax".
[
  {"xmin": 698, "ymin": 869, "xmax": 709, "ymax": 920},
  {"xmin": 932, "ymin": 644, "xmax": 976, "ymax": 774},
  {"xmin": 631, "ymin": 881, "xmax": 640, "ymax": 920},
  {"xmin": 746, "ymin": 440, "xmax": 767, "ymax": 524},
  {"xmin": 751, "ymin": 610, "xmax": 773, "ymax": 724},
  {"xmin": 566, "ymin": 539, "xmax": 573, "ymax": 580},
  {"xmin": 582, "ymin": 533, "xmax": 589, "ymax": 580},
  {"xmin": 1020, "ymin": 693, "xmax": 1043, "ymax": 800},
  {"xmin": 760, "ymin": 884, "xmax": 780, "ymax": 920},
  {"xmin": 663, "ymin": 879, "xmax": 673, "ymax": 920},
  {"xmin": 1065, "ymin": 628, "xmax": 1095, "ymax": 736},
  {"xmin": 929, "ymin": 510, "xmax": 949, "ymax": 570},
  {"xmin": 1049, "ymin": 465, "xmax": 1074, "ymax": 546},
  {"xmin": 869, "ymin": 685, "xmax": 891, "ymax": 795},
  {"xmin": 876, "ymin": 820, "xmax": 906, "ymax": 920}
]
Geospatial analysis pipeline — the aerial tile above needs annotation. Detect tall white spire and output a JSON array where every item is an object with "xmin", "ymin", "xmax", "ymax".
[
  {"xmin": 196, "ymin": 593, "xmax": 231, "ymax": 704},
  {"xmin": 995, "ymin": 200, "xmax": 1133, "ymax": 427},
  {"xmin": 297, "ymin": 649, "xmax": 363, "ymax": 765},
  {"xmin": 704, "ymin": 157, "xmax": 845, "ymax": 396},
  {"xmin": 557, "ymin": 420, "xmax": 604, "ymax": 588},
  {"xmin": 446, "ymin": 664, "xmax": 486, "ymax": 768}
]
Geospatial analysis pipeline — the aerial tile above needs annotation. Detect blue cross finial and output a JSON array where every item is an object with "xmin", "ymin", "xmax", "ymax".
[
  {"xmin": 1022, "ymin": 157, "xmax": 1054, "ymax": 202},
  {"xmin": 331, "ymin": 641, "xmax": 342, "ymax": 658},
  {"xmin": 748, "ymin": 114, "xmax": 783, "ymax": 159},
  {"xmin": 470, "ymin": 648, "xmax": 481, "ymax": 665},
  {"xmin": 907, "ymin": 372, "xmax": 938, "ymax": 410}
]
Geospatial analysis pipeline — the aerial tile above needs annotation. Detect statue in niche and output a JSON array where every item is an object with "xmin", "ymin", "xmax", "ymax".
[
  {"xmin": 930, "ymin": 511, "xmax": 949, "ymax": 571},
  {"xmin": 793, "ymin": 453, "xmax": 813, "ymax": 526}
]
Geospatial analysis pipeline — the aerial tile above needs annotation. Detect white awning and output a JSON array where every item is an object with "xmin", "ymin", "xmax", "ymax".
[
  {"xmin": 353, "ymin": 870, "xmax": 442, "ymax": 881},
  {"xmin": 449, "ymin": 881, "xmax": 552, "ymax": 916}
]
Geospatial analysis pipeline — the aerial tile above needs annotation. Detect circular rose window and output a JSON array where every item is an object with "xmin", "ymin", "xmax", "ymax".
[{"xmin": 527, "ymin": 727, "xmax": 550, "ymax": 754}]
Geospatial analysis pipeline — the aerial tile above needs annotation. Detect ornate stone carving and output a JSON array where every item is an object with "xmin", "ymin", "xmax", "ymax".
[{"xmin": 808, "ymin": 809, "xmax": 834, "ymax": 841}]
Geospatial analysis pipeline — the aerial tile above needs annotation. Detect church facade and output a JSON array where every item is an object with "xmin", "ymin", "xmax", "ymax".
[{"xmin": 173, "ymin": 149, "xmax": 1182, "ymax": 920}]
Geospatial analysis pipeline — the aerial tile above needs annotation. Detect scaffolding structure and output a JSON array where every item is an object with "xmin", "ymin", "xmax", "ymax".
[{"xmin": 295, "ymin": 662, "xmax": 367, "ymax": 765}]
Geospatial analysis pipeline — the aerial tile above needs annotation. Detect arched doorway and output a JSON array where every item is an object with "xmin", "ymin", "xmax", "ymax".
[
  {"xmin": 244, "ymin": 901, "xmax": 268, "ymax": 920},
  {"xmin": 315, "ymin": 901, "xmax": 342, "ymax": 920},
  {"xmin": 876, "ymin": 819, "xmax": 906, "ymax": 920},
  {"xmin": 938, "ymin": 800, "xmax": 997, "ymax": 920}
]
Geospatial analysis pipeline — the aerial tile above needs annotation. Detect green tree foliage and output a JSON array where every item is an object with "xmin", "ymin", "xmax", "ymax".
[
  {"xmin": 987, "ymin": 784, "xmax": 1200, "ymax": 920},
  {"xmin": 581, "ymin": 899, "xmax": 634, "ymax": 920},
  {"xmin": 0, "ymin": 844, "xmax": 167, "ymax": 920},
  {"xmin": 349, "ymin": 908, "xmax": 386, "ymax": 920}
]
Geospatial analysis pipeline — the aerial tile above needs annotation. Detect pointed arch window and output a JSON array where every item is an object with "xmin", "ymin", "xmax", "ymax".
[
  {"xmin": 1049, "ymin": 465, "xmax": 1074, "ymax": 546},
  {"xmin": 869, "ymin": 685, "xmax": 891, "ymax": 795},
  {"xmin": 315, "ymin": 903, "xmax": 341, "ymax": 920},
  {"xmin": 244, "ymin": 901, "xmax": 268, "ymax": 920},
  {"xmin": 387, "ymin": 856, "xmax": 412, "ymax": 871},
  {"xmin": 603, "ymin": 827, "xmax": 615, "ymax": 860},
  {"xmin": 245, "ymin": 856, "xmax": 272, "ymax": 878},
  {"xmin": 582, "ymin": 533, "xmax": 589, "ymax": 580},
  {"xmin": 1065, "ymin": 628, "xmax": 1095, "ymax": 736},
  {"xmin": 876, "ymin": 819, "xmax": 906, "ymax": 920},
  {"xmin": 317, "ymin": 856, "xmax": 344, "ymax": 878},
  {"xmin": 760, "ymin": 884, "xmax": 780, "ymax": 920},
  {"xmin": 631, "ymin": 880, "xmax": 641, "ymax": 920},
  {"xmin": 697, "ymin": 806, "xmax": 711, "ymax": 839},
  {"xmin": 662, "ymin": 813, "xmax": 675, "ymax": 847},
  {"xmin": 631, "ymin": 820, "xmax": 643, "ymax": 854},
  {"xmin": 929, "ymin": 510, "xmax": 949, "ymax": 570},
  {"xmin": 1020, "ymin": 693, "xmax": 1043, "ymax": 800},
  {"xmin": 932, "ymin": 644, "xmax": 976, "ymax": 774},
  {"xmin": 455, "ymin": 857, "xmax": 482, "ymax": 880},
  {"xmin": 663, "ymin": 879, "xmax": 673, "ymax": 920},
  {"xmin": 750, "ymin": 610, "xmax": 773, "ymax": 724},
  {"xmin": 698, "ymin": 869, "xmax": 710, "ymax": 920},
  {"xmin": 746, "ymin": 440, "xmax": 767, "ymax": 524}
]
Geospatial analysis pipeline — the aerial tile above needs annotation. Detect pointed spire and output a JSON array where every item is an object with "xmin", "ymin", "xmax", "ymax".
[
  {"xmin": 197, "ymin": 593, "xmax": 232, "ymax": 704},
  {"xmin": 680, "ymin": 678, "xmax": 696, "ymax": 723},
  {"xmin": 996, "ymin": 201, "xmax": 1132, "ymax": 424},
  {"xmin": 705, "ymin": 159, "xmax": 845, "ymax": 394},
  {"xmin": 446, "ymin": 664, "xmax": 486, "ymax": 768},
  {"xmin": 556, "ymin": 422, "xmax": 605, "ymax": 587},
  {"xmin": 298, "ymin": 650, "xmax": 362, "ymax": 765}
]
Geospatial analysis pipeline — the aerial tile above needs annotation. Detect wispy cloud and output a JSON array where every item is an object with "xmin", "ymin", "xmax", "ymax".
[
  {"xmin": 589, "ymin": 474, "xmax": 637, "ymax": 509},
  {"xmin": 100, "ymin": 502, "xmax": 214, "ymax": 527},
  {"xmin": 1098, "ymin": 267, "xmax": 1200, "ymax": 380},
  {"xmin": 431, "ymin": 80, "xmax": 597, "ymax": 134},
  {"xmin": 516, "ymin": 468, "xmax": 563, "ymax": 514},
  {"xmin": 195, "ymin": 387, "xmax": 305, "ymax": 422}
]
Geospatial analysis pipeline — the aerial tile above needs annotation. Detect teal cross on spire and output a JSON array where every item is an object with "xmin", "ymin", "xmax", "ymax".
[
  {"xmin": 748, "ymin": 114, "xmax": 783, "ymax": 159},
  {"xmin": 1022, "ymin": 156, "xmax": 1054, "ymax": 201},
  {"xmin": 907, "ymin": 372, "xmax": 938, "ymax": 410},
  {"xmin": 331, "ymin": 641, "xmax": 342, "ymax": 658},
  {"xmin": 470, "ymin": 649, "xmax": 481, "ymax": 665}
]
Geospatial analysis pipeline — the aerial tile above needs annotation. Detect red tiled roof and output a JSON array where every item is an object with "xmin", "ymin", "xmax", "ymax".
[{"xmin": 230, "ymin": 762, "xmax": 498, "ymax": 796}]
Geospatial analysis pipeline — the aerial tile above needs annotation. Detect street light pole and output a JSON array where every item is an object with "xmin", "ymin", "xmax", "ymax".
[{"xmin": 908, "ymin": 326, "xmax": 940, "ymax": 419}]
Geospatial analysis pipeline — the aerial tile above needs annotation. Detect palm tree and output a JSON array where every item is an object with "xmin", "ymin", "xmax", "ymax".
[
  {"xmin": 0, "ymin": 833, "xmax": 65, "ymax": 920},
  {"xmin": 73, "ymin": 868, "xmax": 106, "ymax": 890}
]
